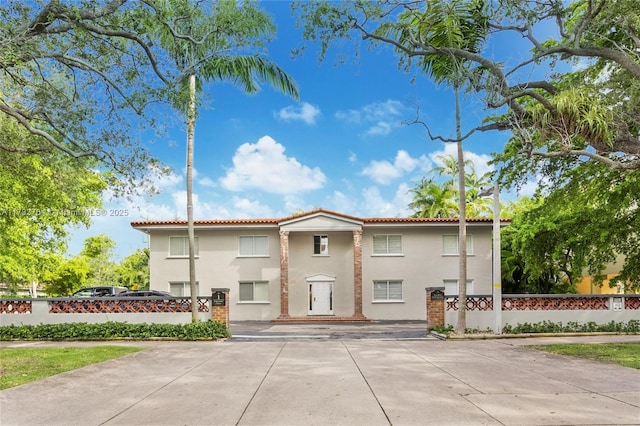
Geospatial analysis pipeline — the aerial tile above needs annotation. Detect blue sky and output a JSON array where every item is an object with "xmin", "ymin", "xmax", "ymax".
[{"xmin": 69, "ymin": 1, "xmax": 539, "ymax": 260}]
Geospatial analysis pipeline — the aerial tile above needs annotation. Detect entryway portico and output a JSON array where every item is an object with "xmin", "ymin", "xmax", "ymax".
[{"xmin": 275, "ymin": 210, "xmax": 368, "ymax": 322}]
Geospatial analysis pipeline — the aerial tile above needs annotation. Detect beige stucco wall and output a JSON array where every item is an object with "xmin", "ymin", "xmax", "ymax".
[
  {"xmin": 145, "ymin": 220, "xmax": 496, "ymax": 321},
  {"xmin": 360, "ymin": 225, "xmax": 493, "ymax": 320},
  {"xmin": 149, "ymin": 229, "xmax": 282, "ymax": 320}
]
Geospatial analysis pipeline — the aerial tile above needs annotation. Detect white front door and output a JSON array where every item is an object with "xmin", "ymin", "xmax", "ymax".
[{"xmin": 309, "ymin": 282, "xmax": 333, "ymax": 315}]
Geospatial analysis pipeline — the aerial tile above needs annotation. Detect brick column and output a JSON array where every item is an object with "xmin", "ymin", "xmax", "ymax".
[
  {"xmin": 352, "ymin": 229, "xmax": 365, "ymax": 318},
  {"xmin": 425, "ymin": 287, "xmax": 445, "ymax": 330},
  {"xmin": 211, "ymin": 288, "xmax": 230, "ymax": 325},
  {"xmin": 278, "ymin": 230, "xmax": 290, "ymax": 318}
]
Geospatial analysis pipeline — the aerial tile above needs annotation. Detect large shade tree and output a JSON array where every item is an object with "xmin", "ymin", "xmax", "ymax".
[
  {"xmin": 0, "ymin": 1, "xmax": 205, "ymax": 285},
  {"xmin": 0, "ymin": 0, "xmax": 184, "ymax": 195},
  {"xmin": 151, "ymin": 0, "xmax": 299, "ymax": 321},
  {"xmin": 295, "ymin": 0, "xmax": 639, "ymax": 172},
  {"xmin": 0, "ymin": 116, "xmax": 104, "ymax": 285}
]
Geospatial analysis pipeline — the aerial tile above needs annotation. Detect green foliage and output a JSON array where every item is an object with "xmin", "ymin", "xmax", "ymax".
[
  {"xmin": 502, "ymin": 320, "xmax": 640, "ymax": 334},
  {"xmin": 80, "ymin": 235, "xmax": 119, "ymax": 288},
  {"xmin": 0, "ymin": 1, "xmax": 177, "ymax": 196},
  {"xmin": 117, "ymin": 248, "xmax": 150, "ymax": 290},
  {"xmin": 502, "ymin": 164, "xmax": 640, "ymax": 292},
  {"xmin": 430, "ymin": 324, "xmax": 454, "ymax": 335},
  {"xmin": 42, "ymin": 256, "xmax": 90, "ymax": 297},
  {"xmin": 0, "ymin": 117, "xmax": 104, "ymax": 285},
  {"xmin": 0, "ymin": 321, "xmax": 231, "ymax": 341},
  {"xmin": 409, "ymin": 154, "xmax": 493, "ymax": 218}
]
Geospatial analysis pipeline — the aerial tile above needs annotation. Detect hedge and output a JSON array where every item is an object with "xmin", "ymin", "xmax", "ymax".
[{"xmin": 0, "ymin": 320, "xmax": 231, "ymax": 341}]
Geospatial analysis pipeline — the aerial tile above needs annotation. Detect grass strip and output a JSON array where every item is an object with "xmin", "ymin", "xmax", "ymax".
[
  {"xmin": 0, "ymin": 346, "xmax": 143, "ymax": 390},
  {"xmin": 530, "ymin": 342, "xmax": 640, "ymax": 369}
]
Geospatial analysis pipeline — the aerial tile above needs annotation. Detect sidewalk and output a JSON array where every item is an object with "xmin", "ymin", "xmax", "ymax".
[{"xmin": 1, "ymin": 332, "xmax": 639, "ymax": 425}]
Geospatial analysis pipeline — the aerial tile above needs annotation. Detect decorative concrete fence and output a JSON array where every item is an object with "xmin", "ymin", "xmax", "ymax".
[
  {"xmin": 0, "ymin": 295, "xmax": 223, "ymax": 326},
  {"xmin": 442, "ymin": 294, "xmax": 640, "ymax": 330}
]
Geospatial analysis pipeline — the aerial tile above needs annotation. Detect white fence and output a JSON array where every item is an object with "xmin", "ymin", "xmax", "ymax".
[
  {"xmin": 445, "ymin": 294, "xmax": 640, "ymax": 330},
  {"xmin": 0, "ymin": 297, "xmax": 214, "ymax": 326}
]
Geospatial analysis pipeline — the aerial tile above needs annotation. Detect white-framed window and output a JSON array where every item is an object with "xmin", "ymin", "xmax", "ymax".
[
  {"xmin": 442, "ymin": 234, "xmax": 474, "ymax": 255},
  {"xmin": 169, "ymin": 281, "xmax": 199, "ymax": 296},
  {"xmin": 373, "ymin": 280, "xmax": 403, "ymax": 302},
  {"xmin": 239, "ymin": 236, "xmax": 269, "ymax": 257},
  {"xmin": 239, "ymin": 281, "xmax": 269, "ymax": 302},
  {"xmin": 313, "ymin": 235, "xmax": 329, "ymax": 255},
  {"xmin": 443, "ymin": 279, "xmax": 474, "ymax": 296},
  {"xmin": 169, "ymin": 236, "xmax": 199, "ymax": 257},
  {"xmin": 373, "ymin": 234, "xmax": 403, "ymax": 255}
]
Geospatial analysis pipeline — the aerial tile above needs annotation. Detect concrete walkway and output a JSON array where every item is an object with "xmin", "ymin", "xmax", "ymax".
[{"xmin": 1, "ymin": 333, "xmax": 639, "ymax": 425}]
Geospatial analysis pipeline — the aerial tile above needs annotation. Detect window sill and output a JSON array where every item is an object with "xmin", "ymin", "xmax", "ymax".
[
  {"xmin": 167, "ymin": 256, "xmax": 200, "ymax": 259},
  {"xmin": 312, "ymin": 254, "xmax": 330, "ymax": 257},
  {"xmin": 371, "ymin": 253, "xmax": 404, "ymax": 257},
  {"xmin": 372, "ymin": 300, "xmax": 405, "ymax": 304}
]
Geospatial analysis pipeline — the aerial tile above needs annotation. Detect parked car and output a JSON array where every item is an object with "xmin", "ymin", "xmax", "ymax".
[
  {"xmin": 114, "ymin": 290, "xmax": 173, "ymax": 298},
  {"xmin": 71, "ymin": 286, "xmax": 129, "ymax": 297}
]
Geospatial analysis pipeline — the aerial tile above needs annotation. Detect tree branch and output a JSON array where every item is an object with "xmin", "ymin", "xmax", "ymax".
[{"xmin": 524, "ymin": 149, "xmax": 640, "ymax": 171}]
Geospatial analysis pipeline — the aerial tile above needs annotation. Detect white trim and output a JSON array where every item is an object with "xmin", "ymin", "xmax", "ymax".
[{"xmin": 306, "ymin": 273, "xmax": 336, "ymax": 282}]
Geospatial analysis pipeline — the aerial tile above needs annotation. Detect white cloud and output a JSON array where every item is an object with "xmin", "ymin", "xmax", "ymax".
[
  {"xmin": 365, "ymin": 121, "xmax": 392, "ymax": 136},
  {"xmin": 228, "ymin": 196, "xmax": 275, "ymax": 218},
  {"xmin": 335, "ymin": 109, "xmax": 361, "ymax": 124},
  {"xmin": 361, "ymin": 150, "xmax": 427, "ymax": 185},
  {"xmin": 430, "ymin": 144, "xmax": 494, "ymax": 179},
  {"xmin": 220, "ymin": 135, "xmax": 326, "ymax": 194},
  {"xmin": 274, "ymin": 102, "xmax": 321, "ymax": 125},
  {"xmin": 327, "ymin": 190, "xmax": 358, "ymax": 214},
  {"xmin": 361, "ymin": 185, "xmax": 410, "ymax": 217},
  {"xmin": 336, "ymin": 99, "xmax": 407, "ymax": 136},
  {"xmin": 198, "ymin": 177, "xmax": 216, "ymax": 188}
]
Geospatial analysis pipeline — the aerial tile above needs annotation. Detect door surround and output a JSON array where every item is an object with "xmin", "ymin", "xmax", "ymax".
[{"xmin": 307, "ymin": 274, "xmax": 335, "ymax": 316}]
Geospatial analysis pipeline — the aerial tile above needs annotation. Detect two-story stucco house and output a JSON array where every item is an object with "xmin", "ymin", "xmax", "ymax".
[{"xmin": 131, "ymin": 208, "xmax": 497, "ymax": 321}]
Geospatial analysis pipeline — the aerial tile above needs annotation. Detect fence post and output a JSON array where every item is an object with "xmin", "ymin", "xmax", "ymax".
[
  {"xmin": 211, "ymin": 288, "xmax": 230, "ymax": 325},
  {"xmin": 425, "ymin": 287, "xmax": 446, "ymax": 330}
]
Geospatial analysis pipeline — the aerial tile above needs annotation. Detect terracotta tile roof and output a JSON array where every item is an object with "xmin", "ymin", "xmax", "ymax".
[{"xmin": 130, "ymin": 208, "xmax": 510, "ymax": 228}]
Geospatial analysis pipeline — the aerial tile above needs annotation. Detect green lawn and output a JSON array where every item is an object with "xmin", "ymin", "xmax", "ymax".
[
  {"xmin": 530, "ymin": 342, "xmax": 640, "ymax": 369},
  {"xmin": 0, "ymin": 346, "xmax": 143, "ymax": 390}
]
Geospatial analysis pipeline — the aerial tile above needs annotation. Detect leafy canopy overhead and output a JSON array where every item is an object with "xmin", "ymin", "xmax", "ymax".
[
  {"xmin": 0, "ymin": 0, "xmax": 187, "ymax": 195},
  {"xmin": 294, "ymin": 0, "xmax": 640, "ymax": 174}
]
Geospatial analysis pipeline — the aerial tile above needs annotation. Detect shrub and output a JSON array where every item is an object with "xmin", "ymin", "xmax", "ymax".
[
  {"xmin": 0, "ymin": 321, "xmax": 231, "ymax": 341},
  {"xmin": 502, "ymin": 320, "xmax": 640, "ymax": 334}
]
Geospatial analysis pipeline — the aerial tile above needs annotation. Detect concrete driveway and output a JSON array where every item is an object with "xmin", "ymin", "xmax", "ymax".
[{"xmin": 1, "ymin": 333, "xmax": 639, "ymax": 425}]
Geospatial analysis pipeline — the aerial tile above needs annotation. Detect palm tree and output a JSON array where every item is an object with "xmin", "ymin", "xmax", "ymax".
[
  {"xmin": 409, "ymin": 155, "xmax": 493, "ymax": 218},
  {"xmin": 395, "ymin": 0, "xmax": 488, "ymax": 332},
  {"xmin": 153, "ymin": 1, "xmax": 299, "ymax": 321},
  {"xmin": 409, "ymin": 177, "xmax": 458, "ymax": 218}
]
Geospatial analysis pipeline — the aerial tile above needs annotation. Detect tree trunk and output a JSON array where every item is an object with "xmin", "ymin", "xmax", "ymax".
[
  {"xmin": 186, "ymin": 73, "xmax": 198, "ymax": 323},
  {"xmin": 455, "ymin": 84, "xmax": 468, "ymax": 334}
]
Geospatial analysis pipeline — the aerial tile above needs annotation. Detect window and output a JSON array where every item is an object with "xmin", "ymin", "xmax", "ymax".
[
  {"xmin": 443, "ymin": 279, "xmax": 474, "ymax": 296},
  {"xmin": 169, "ymin": 281, "xmax": 199, "ymax": 297},
  {"xmin": 373, "ymin": 280, "xmax": 403, "ymax": 302},
  {"xmin": 169, "ymin": 236, "xmax": 199, "ymax": 257},
  {"xmin": 239, "ymin": 236, "xmax": 269, "ymax": 256},
  {"xmin": 239, "ymin": 281, "xmax": 269, "ymax": 302},
  {"xmin": 442, "ymin": 234, "xmax": 474, "ymax": 255},
  {"xmin": 313, "ymin": 235, "xmax": 329, "ymax": 255},
  {"xmin": 373, "ymin": 234, "xmax": 403, "ymax": 255}
]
